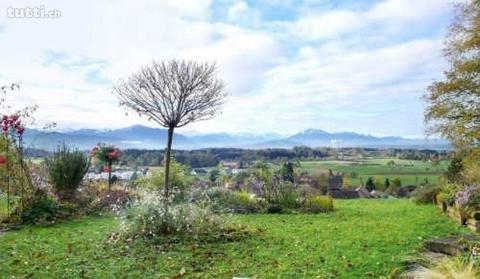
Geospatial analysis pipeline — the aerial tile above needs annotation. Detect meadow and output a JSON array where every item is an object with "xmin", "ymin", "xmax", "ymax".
[
  {"xmin": 0, "ymin": 199, "xmax": 464, "ymax": 278},
  {"xmin": 298, "ymin": 158, "xmax": 448, "ymax": 187}
]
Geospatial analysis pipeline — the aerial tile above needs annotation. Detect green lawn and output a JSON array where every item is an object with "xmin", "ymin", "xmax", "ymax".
[
  {"xmin": 299, "ymin": 158, "xmax": 448, "ymax": 186},
  {"xmin": 0, "ymin": 200, "xmax": 464, "ymax": 278}
]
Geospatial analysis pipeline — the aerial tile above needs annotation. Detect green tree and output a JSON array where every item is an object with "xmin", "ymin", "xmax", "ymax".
[
  {"xmin": 46, "ymin": 144, "xmax": 90, "ymax": 201},
  {"xmin": 281, "ymin": 161, "xmax": 295, "ymax": 183},
  {"xmin": 445, "ymin": 156, "xmax": 464, "ymax": 183},
  {"xmin": 384, "ymin": 178, "xmax": 391, "ymax": 190},
  {"xmin": 387, "ymin": 160, "xmax": 396, "ymax": 168},
  {"xmin": 365, "ymin": 177, "xmax": 376, "ymax": 192},
  {"xmin": 424, "ymin": 1, "xmax": 480, "ymax": 148}
]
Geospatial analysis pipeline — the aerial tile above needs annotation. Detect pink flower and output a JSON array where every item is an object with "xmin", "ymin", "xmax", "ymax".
[
  {"xmin": 103, "ymin": 166, "xmax": 112, "ymax": 173},
  {"xmin": 17, "ymin": 127, "xmax": 25, "ymax": 135},
  {"xmin": 0, "ymin": 155, "xmax": 7, "ymax": 165}
]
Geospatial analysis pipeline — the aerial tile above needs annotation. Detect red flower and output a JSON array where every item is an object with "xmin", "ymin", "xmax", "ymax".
[
  {"xmin": 108, "ymin": 148, "xmax": 121, "ymax": 159},
  {"xmin": 0, "ymin": 155, "xmax": 7, "ymax": 165},
  {"xmin": 103, "ymin": 166, "xmax": 112, "ymax": 173}
]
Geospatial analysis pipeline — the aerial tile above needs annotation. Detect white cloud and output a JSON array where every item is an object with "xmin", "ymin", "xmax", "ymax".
[{"xmin": 0, "ymin": 0, "xmax": 455, "ymax": 138}]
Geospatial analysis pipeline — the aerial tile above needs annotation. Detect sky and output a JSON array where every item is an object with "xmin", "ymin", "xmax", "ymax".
[{"xmin": 0, "ymin": 0, "xmax": 455, "ymax": 137}]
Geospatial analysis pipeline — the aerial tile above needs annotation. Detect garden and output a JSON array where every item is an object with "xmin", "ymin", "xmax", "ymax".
[{"xmin": 1, "ymin": 2, "xmax": 480, "ymax": 276}]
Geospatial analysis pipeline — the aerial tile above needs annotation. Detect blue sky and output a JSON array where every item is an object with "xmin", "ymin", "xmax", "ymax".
[{"xmin": 0, "ymin": 0, "xmax": 454, "ymax": 137}]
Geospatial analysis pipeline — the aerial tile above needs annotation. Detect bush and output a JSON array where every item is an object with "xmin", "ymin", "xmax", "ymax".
[
  {"xmin": 135, "ymin": 160, "xmax": 191, "ymax": 202},
  {"xmin": 46, "ymin": 144, "xmax": 89, "ymax": 201},
  {"xmin": 303, "ymin": 195, "xmax": 334, "ymax": 213},
  {"xmin": 230, "ymin": 191, "xmax": 260, "ymax": 214},
  {"xmin": 90, "ymin": 189, "xmax": 133, "ymax": 213},
  {"xmin": 21, "ymin": 190, "xmax": 59, "ymax": 225},
  {"xmin": 266, "ymin": 204, "xmax": 284, "ymax": 214},
  {"xmin": 194, "ymin": 187, "xmax": 260, "ymax": 214},
  {"xmin": 411, "ymin": 185, "xmax": 442, "ymax": 204},
  {"xmin": 112, "ymin": 191, "xmax": 253, "ymax": 244}
]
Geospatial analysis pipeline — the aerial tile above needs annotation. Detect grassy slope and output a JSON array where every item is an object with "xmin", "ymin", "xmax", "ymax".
[
  {"xmin": 0, "ymin": 200, "xmax": 464, "ymax": 278},
  {"xmin": 299, "ymin": 159, "xmax": 449, "ymax": 186}
]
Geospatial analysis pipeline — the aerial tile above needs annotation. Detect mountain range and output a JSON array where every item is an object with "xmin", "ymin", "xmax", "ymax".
[{"xmin": 23, "ymin": 125, "xmax": 450, "ymax": 150}]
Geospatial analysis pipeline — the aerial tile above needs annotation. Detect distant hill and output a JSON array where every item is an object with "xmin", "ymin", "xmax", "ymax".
[{"xmin": 23, "ymin": 125, "xmax": 450, "ymax": 150}]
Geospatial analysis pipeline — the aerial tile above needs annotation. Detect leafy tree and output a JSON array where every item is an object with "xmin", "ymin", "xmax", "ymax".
[
  {"xmin": 365, "ymin": 177, "xmax": 376, "ymax": 192},
  {"xmin": 424, "ymin": 1, "xmax": 480, "ymax": 148},
  {"xmin": 386, "ymin": 160, "xmax": 396, "ymax": 168}
]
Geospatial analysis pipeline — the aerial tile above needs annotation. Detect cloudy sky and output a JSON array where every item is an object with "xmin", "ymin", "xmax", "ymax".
[{"xmin": 0, "ymin": 0, "xmax": 454, "ymax": 137}]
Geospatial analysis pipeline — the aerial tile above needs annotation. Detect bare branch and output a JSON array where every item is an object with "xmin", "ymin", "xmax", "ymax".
[{"xmin": 113, "ymin": 59, "xmax": 227, "ymax": 129}]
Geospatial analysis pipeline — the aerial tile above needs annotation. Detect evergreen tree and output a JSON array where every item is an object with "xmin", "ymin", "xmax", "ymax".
[
  {"xmin": 384, "ymin": 178, "xmax": 390, "ymax": 189},
  {"xmin": 365, "ymin": 177, "xmax": 376, "ymax": 192},
  {"xmin": 281, "ymin": 161, "xmax": 295, "ymax": 183}
]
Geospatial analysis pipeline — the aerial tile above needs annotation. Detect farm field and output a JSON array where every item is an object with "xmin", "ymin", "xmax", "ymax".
[
  {"xmin": 0, "ymin": 199, "xmax": 464, "ymax": 278},
  {"xmin": 298, "ymin": 158, "xmax": 449, "ymax": 187}
]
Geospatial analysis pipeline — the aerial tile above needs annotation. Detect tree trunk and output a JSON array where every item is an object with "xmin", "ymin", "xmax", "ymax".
[
  {"xmin": 164, "ymin": 126, "xmax": 174, "ymax": 199},
  {"xmin": 108, "ymin": 161, "xmax": 112, "ymax": 191}
]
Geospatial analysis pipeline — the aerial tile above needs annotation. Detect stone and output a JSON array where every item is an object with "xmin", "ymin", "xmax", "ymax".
[{"xmin": 424, "ymin": 237, "xmax": 467, "ymax": 256}]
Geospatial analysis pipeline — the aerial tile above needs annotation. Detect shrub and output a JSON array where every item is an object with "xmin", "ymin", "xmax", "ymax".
[
  {"xmin": 437, "ymin": 183, "xmax": 462, "ymax": 207},
  {"xmin": 199, "ymin": 187, "xmax": 235, "ymax": 212},
  {"xmin": 266, "ymin": 204, "xmax": 284, "ymax": 214},
  {"xmin": 411, "ymin": 185, "xmax": 441, "ymax": 204},
  {"xmin": 194, "ymin": 187, "xmax": 260, "ymax": 214},
  {"xmin": 46, "ymin": 144, "xmax": 89, "ymax": 201},
  {"xmin": 21, "ymin": 190, "xmax": 59, "ymax": 225},
  {"xmin": 230, "ymin": 191, "xmax": 260, "ymax": 214},
  {"xmin": 303, "ymin": 195, "xmax": 334, "ymax": 213},
  {"xmin": 90, "ymin": 189, "xmax": 133, "ymax": 213},
  {"xmin": 135, "ymin": 159, "xmax": 191, "ymax": 201},
  {"xmin": 112, "ymin": 191, "xmax": 253, "ymax": 244}
]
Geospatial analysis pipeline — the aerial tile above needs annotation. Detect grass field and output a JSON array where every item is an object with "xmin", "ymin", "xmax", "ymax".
[
  {"xmin": 0, "ymin": 199, "xmax": 464, "ymax": 278},
  {"xmin": 299, "ymin": 158, "xmax": 449, "ymax": 187}
]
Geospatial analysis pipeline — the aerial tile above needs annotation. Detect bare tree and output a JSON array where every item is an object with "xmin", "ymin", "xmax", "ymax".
[{"xmin": 114, "ymin": 60, "xmax": 227, "ymax": 198}]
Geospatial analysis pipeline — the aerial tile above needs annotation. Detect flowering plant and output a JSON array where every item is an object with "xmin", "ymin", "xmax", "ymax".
[
  {"xmin": 455, "ymin": 185, "xmax": 480, "ymax": 209},
  {"xmin": 454, "ymin": 184, "xmax": 480, "ymax": 225},
  {"xmin": 2, "ymin": 114, "xmax": 25, "ymax": 136},
  {"xmin": 91, "ymin": 143, "xmax": 121, "ymax": 190}
]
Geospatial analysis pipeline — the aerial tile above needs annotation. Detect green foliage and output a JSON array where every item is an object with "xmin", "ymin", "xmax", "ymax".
[
  {"xmin": 281, "ymin": 161, "xmax": 295, "ymax": 183},
  {"xmin": 424, "ymin": 1, "xmax": 480, "ymax": 148},
  {"xmin": 229, "ymin": 191, "xmax": 260, "ymax": 214},
  {"xmin": 365, "ymin": 177, "xmax": 376, "ymax": 191},
  {"xmin": 197, "ymin": 187, "xmax": 260, "ymax": 214},
  {"xmin": 446, "ymin": 156, "xmax": 464, "ymax": 183},
  {"xmin": 20, "ymin": 190, "xmax": 59, "ymax": 225},
  {"xmin": 46, "ymin": 144, "xmax": 89, "ymax": 201},
  {"xmin": 91, "ymin": 143, "xmax": 121, "ymax": 165},
  {"xmin": 135, "ymin": 159, "xmax": 191, "ymax": 200},
  {"xmin": 384, "ymin": 178, "xmax": 391, "ymax": 189},
  {"xmin": 303, "ymin": 195, "xmax": 334, "ymax": 213},
  {"xmin": 411, "ymin": 185, "xmax": 442, "ymax": 205}
]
